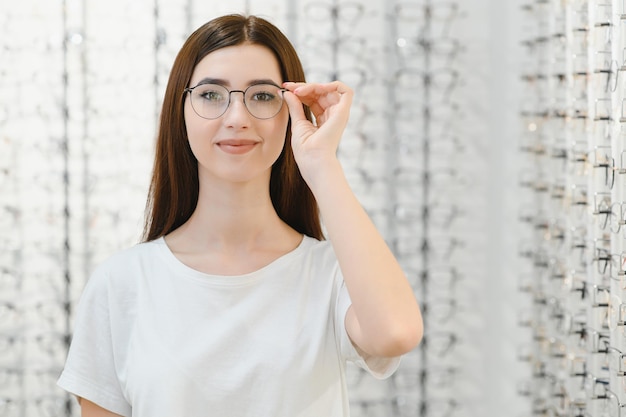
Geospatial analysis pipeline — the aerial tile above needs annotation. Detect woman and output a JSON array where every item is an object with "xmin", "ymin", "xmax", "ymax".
[{"xmin": 58, "ymin": 14, "xmax": 422, "ymax": 417}]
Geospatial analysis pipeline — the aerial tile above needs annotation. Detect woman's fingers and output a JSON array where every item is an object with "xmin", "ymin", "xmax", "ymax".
[
  {"xmin": 283, "ymin": 82, "xmax": 352, "ymax": 105},
  {"xmin": 283, "ymin": 81, "xmax": 353, "ymax": 122},
  {"xmin": 283, "ymin": 90, "xmax": 307, "ymax": 123}
]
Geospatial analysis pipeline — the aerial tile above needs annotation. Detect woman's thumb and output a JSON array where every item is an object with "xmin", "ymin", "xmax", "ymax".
[{"xmin": 283, "ymin": 91, "xmax": 307, "ymax": 124}]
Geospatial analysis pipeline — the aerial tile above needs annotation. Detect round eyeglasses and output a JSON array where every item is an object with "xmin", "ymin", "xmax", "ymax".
[{"xmin": 184, "ymin": 82, "xmax": 286, "ymax": 120}]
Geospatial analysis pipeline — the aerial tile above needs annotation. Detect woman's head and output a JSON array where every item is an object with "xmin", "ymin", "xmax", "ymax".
[{"xmin": 143, "ymin": 14, "xmax": 323, "ymax": 241}]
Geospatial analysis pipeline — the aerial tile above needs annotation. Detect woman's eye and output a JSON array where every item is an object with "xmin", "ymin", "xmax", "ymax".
[
  {"xmin": 199, "ymin": 91, "xmax": 223, "ymax": 101},
  {"xmin": 252, "ymin": 92, "xmax": 276, "ymax": 102}
]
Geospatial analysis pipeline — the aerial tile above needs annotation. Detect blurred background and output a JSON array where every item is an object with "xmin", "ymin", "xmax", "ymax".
[{"xmin": 3, "ymin": 0, "xmax": 623, "ymax": 417}]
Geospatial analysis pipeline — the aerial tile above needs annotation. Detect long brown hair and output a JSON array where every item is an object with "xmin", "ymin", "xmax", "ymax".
[{"xmin": 143, "ymin": 14, "xmax": 323, "ymax": 241}]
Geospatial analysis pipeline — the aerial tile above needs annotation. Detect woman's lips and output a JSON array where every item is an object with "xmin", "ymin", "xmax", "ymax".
[{"xmin": 217, "ymin": 139, "xmax": 258, "ymax": 155}]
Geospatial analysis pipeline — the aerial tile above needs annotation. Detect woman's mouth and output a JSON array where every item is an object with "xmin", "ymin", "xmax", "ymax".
[{"xmin": 217, "ymin": 139, "xmax": 258, "ymax": 155}]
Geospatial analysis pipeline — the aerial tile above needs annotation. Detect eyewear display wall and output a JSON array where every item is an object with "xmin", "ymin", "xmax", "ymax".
[
  {"xmin": 518, "ymin": 1, "xmax": 626, "ymax": 417},
  {"xmin": 0, "ymin": 0, "xmax": 511, "ymax": 417}
]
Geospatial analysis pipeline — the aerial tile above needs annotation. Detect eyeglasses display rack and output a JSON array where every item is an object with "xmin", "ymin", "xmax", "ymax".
[{"xmin": 517, "ymin": 1, "xmax": 626, "ymax": 416}]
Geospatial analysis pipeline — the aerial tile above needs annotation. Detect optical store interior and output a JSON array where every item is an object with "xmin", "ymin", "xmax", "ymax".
[{"xmin": 3, "ymin": 0, "xmax": 626, "ymax": 416}]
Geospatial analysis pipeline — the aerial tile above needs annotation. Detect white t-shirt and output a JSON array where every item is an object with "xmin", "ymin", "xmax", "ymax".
[{"xmin": 57, "ymin": 235, "xmax": 400, "ymax": 417}]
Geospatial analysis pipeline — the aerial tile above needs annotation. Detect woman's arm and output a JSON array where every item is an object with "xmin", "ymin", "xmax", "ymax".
[
  {"xmin": 283, "ymin": 82, "xmax": 423, "ymax": 358},
  {"xmin": 312, "ymin": 159, "xmax": 422, "ymax": 358},
  {"xmin": 80, "ymin": 398, "xmax": 124, "ymax": 417}
]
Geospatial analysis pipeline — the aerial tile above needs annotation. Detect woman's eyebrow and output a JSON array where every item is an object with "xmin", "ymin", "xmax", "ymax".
[
  {"xmin": 195, "ymin": 77, "xmax": 229, "ymax": 86},
  {"xmin": 193, "ymin": 78, "xmax": 281, "ymax": 88},
  {"xmin": 247, "ymin": 79, "xmax": 281, "ymax": 87}
]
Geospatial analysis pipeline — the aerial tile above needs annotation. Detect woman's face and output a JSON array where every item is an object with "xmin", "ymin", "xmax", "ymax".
[{"xmin": 184, "ymin": 43, "xmax": 289, "ymax": 186}]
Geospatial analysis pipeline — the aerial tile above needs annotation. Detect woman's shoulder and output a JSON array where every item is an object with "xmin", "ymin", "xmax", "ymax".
[
  {"xmin": 298, "ymin": 234, "xmax": 326, "ymax": 252},
  {"xmin": 88, "ymin": 238, "xmax": 165, "ymax": 289},
  {"xmin": 97, "ymin": 238, "xmax": 163, "ymax": 269},
  {"xmin": 300, "ymin": 235, "xmax": 340, "ymax": 269}
]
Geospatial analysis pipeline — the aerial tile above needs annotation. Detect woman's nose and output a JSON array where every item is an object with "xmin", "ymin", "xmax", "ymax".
[{"xmin": 222, "ymin": 91, "xmax": 251, "ymax": 128}]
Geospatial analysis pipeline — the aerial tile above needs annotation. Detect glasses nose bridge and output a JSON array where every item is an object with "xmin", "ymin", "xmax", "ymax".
[
  {"xmin": 224, "ymin": 89, "xmax": 251, "ymax": 117},
  {"xmin": 227, "ymin": 89, "xmax": 247, "ymax": 107}
]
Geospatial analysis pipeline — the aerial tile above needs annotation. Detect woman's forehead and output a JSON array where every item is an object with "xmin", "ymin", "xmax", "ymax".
[{"xmin": 191, "ymin": 44, "xmax": 282, "ymax": 85}]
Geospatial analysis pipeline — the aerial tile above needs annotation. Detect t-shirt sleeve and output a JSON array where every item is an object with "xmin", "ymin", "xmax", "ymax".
[
  {"xmin": 57, "ymin": 266, "xmax": 132, "ymax": 417},
  {"xmin": 334, "ymin": 274, "xmax": 402, "ymax": 379}
]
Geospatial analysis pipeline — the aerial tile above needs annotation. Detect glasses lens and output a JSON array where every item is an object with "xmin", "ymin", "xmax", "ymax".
[
  {"xmin": 244, "ymin": 84, "xmax": 284, "ymax": 119},
  {"xmin": 189, "ymin": 84, "xmax": 229, "ymax": 119}
]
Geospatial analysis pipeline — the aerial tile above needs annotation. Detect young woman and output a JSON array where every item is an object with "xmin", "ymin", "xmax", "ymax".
[{"xmin": 58, "ymin": 14, "xmax": 422, "ymax": 417}]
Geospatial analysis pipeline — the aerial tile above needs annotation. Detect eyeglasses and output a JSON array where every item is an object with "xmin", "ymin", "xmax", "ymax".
[
  {"xmin": 305, "ymin": 2, "xmax": 364, "ymax": 24},
  {"xmin": 0, "ymin": 397, "xmax": 19, "ymax": 417},
  {"xmin": 603, "ymin": 388, "xmax": 626, "ymax": 417},
  {"xmin": 184, "ymin": 83, "xmax": 286, "ymax": 120},
  {"xmin": 422, "ymin": 331, "xmax": 459, "ymax": 358},
  {"xmin": 32, "ymin": 394, "xmax": 71, "ymax": 417},
  {"xmin": 351, "ymin": 398, "xmax": 396, "ymax": 417}
]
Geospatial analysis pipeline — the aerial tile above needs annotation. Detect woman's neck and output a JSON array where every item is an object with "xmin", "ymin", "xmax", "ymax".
[
  {"xmin": 166, "ymin": 175, "xmax": 299, "ymax": 253},
  {"xmin": 163, "ymin": 177, "xmax": 303, "ymax": 275}
]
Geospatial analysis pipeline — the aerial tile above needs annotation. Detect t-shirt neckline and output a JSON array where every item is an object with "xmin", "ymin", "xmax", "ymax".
[{"xmin": 153, "ymin": 234, "xmax": 314, "ymax": 285}]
